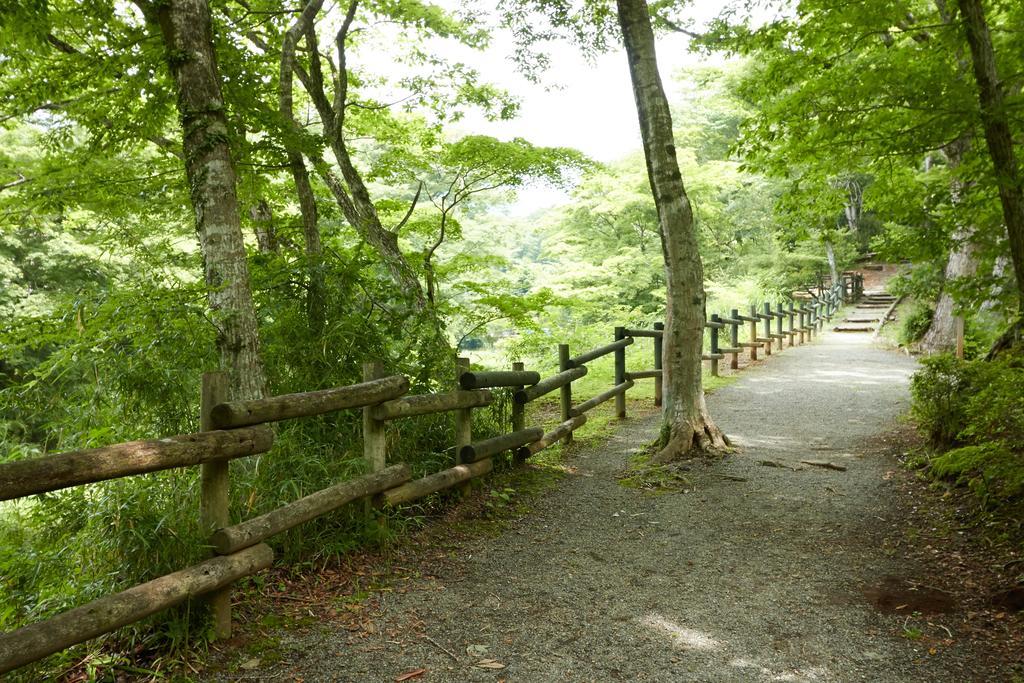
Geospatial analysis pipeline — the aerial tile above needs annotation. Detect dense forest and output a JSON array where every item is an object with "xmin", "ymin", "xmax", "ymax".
[{"xmin": 1, "ymin": 0, "xmax": 1023, "ymax": 678}]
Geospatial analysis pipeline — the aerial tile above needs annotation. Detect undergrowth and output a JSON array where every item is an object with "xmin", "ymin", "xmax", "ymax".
[{"xmin": 909, "ymin": 350, "xmax": 1024, "ymax": 543}]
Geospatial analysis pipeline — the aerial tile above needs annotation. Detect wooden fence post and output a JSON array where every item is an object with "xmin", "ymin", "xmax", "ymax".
[
  {"xmin": 729, "ymin": 309, "xmax": 739, "ymax": 370},
  {"xmin": 775, "ymin": 303, "xmax": 785, "ymax": 350},
  {"xmin": 362, "ymin": 362, "xmax": 386, "ymax": 473},
  {"xmin": 761, "ymin": 303, "xmax": 772, "ymax": 356},
  {"xmin": 558, "ymin": 344, "xmax": 573, "ymax": 444},
  {"xmin": 798, "ymin": 306, "xmax": 805, "ymax": 344},
  {"xmin": 787, "ymin": 301, "xmax": 796, "ymax": 346},
  {"xmin": 653, "ymin": 322, "xmax": 664, "ymax": 407},
  {"xmin": 747, "ymin": 306, "xmax": 759, "ymax": 361},
  {"xmin": 511, "ymin": 361, "xmax": 526, "ymax": 461},
  {"xmin": 511, "ymin": 361, "xmax": 526, "ymax": 432},
  {"xmin": 709, "ymin": 314, "xmax": 721, "ymax": 377},
  {"xmin": 614, "ymin": 327, "xmax": 627, "ymax": 419},
  {"xmin": 454, "ymin": 357, "xmax": 473, "ymax": 492},
  {"xmin": 200, "ymin": 371, "xmax": 232, "ymax": 640},
  {"xmin": 362, "ymin": 362, "xmax": 387, "ymax": 522}
]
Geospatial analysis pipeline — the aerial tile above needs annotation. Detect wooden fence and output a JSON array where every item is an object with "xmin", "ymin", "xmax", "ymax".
[{"xmin": 0, "ymin": 274, "xmax": 861, "ymax": 674}]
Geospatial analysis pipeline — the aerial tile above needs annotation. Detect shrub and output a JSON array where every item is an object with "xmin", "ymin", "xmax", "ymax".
[
  {"xmin": 910, "ymin": 350, "xmax": 1024, "ymax": 523},
  {"xmin": 899, "ymin": 303, "xmax": 933, "ymax": 345},
  {"xmin": 909, "ymin": 354, "xmax": 977, "ymax": 445}
]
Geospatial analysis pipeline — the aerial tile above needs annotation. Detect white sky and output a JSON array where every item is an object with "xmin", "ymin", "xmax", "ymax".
[
  {"xmin": 357, "ymin": 3, "xmax": 738, "ymax": 214},
  {"xmin": 454, "ymin": 31, "xmax": 716, "ymax": 163}
]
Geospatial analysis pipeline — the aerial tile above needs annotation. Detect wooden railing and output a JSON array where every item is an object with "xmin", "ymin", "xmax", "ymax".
[{"xmin": 0, "ymin": 274, "xmax": 860, "ymax": 674}]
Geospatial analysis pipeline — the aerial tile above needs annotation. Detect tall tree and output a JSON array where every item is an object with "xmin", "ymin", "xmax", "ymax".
[
  {"xmin": 956, "ymin": 0, "xmax": 1024, "ymax": 349},
  {"xmin": 616, "ymin": 0, "xmax": 727, "ymax": 460},
  {"xmin": 141, "ymin": 0, "xmax": 268, "ymax": 399}
]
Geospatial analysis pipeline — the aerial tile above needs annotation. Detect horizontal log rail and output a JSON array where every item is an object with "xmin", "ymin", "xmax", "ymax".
[
  {"xmin": 0, "ymin": 544, "xmax": 274, "ymax": 675},
  {"xmin": 0, "ymin": 427, "xmax": 274, "ymax": 502},
  {"xmin": 460, "ymin": 428, "xmax": 545, "ymax": 463},
  {"xmin": 568, "ymin": 337, "xmax": 634, "ymax": 368},
  {"xmin": 703, "ymin": 320, "xmax": 726, "ymax": 329},
  {"xmin": 458, "ymin": 370, "xmax": 540, "ymax": 390},
  {"xmin": 372, "ymin": 390, "xmax": 492, "ymax": 420},
  {"xmin": 210, "ymin": 465, "xmax": 411, "ymax": 555},
  {"xmin": 701, "ymin": 353, "xmax": 726, "ymax": 361},
  {"xmin": 211, "ymin": 375, "xmax": 409, "ymax": 428},
  {"xmin": 625, "ymin": 369, "xmax": 661, "ymax": 380},
  {"xmin": 514, "ymin": 366, "xmax": 587, "ymax": 404},
  {"xmin": 570, "ymin": 380, "xmax": 633, "ymax": 417},
  {"xmin": 382, "ymin": 459, "xmax": 493, "ymax": 507},
  {"xmin": 623, "ymin": 328, "xmax": 662, "ymax": 338},
  {"xmin": 517, "ymin": 415, "xmax": 588, "ymax": 458}
]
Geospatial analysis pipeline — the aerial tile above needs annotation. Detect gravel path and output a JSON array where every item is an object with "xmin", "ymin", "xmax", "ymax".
[{"xmin": 229, "ymin": 331, "xmax": 991, "ymax": 682}]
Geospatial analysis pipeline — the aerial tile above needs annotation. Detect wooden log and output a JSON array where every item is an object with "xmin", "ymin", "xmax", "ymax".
[
  {"xmin": 459, "ymin": 370, "xmax": 540, "ymax": 390},
  {"xmin": 558, "ymin": 344, "xmax": 573, "ymax": 444},
  {"xmin": 737, "ymin": 342, "xmax": 763, "ymax": 349},
  {"xmin": 625, "ymin": 369, "xmax": 662, "ymax": 380},
  {"xmin": 211, "ymin": 375, "xmax": 409, "ymax": 428},
  {"xmin": 717, "ymin": 346, "xmax": 742, "ymax": 354},
  {"xmin": 210, "ymin": 465, "xmax": 410, "ymax": 554},
  {"xmin": 518, "ymin": 415, "xmax": 587, "ymax": 458},
  {"xmin": 382, "ymin": 459, "xmax": 493, "ymax": 506},
  {"xmin": 514, "ymin": 366, "xmax": 587, "ymax": 404},
  {"xmin": 623, "ymin": 328, "xmax": 662, "ymax": 338},
  {"xmin": 0, "ymin": 544, "xmax": 273, "ymax": 676},
  {"xmin": 371, "ymin": 389, "xmax": 492, "ymax": 420},
  {"xmin": 460, "ymin": 428, "xmax": 544, "ymax": 463},
  {"xmin": 200, "ymin": 372, "xmax": 232, "ymax": 639},
  {"xmin": 510, "ymin": 362, "xmax": 526, "ymax": 434},
  {"xmin": 729, "ymin": 309, "xmax": 741, "ymax": 370},
  {"xmin": 614, "ymin": 327, "xmax": 627, "ymax": 419},
  {"xmin": 703, "ymin": 320, "xmax": 726, "ymax": 329},
  {"xmin": 653, "ymin": 322, "xmax": 664, "ymax": 407},
  {"xmin": 568, "ymin": 336, "xmax": 634, "ymax": 368},
  {"xmin": 570, "ymin": 380, "xmax": 634, "ymax": 417},
  {"xmin": 362, "ymin": 363, "xmax": 387, "ymax": 473},
  {"xmin": 701, "ymin": 353, "xmax": 726, "ymax": 361},
  {"xmin": 0, "ymin": 426, "xmax": 273, "ymax": 502},
  {"xmin": 454, "ymin": 358, "xmax": 473, "ymax": 494}
]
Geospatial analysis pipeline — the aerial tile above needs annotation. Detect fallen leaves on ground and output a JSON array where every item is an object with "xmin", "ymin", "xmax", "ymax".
[{"xmin": 395, "ymin": 668, "xmax": 426, "ymax": 681}]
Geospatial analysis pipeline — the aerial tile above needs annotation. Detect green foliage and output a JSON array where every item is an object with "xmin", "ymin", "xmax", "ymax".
[
  {"xmin": 910, "ymin": 351, "xmax": 1024, "ymax": 521},
  {"xmin": 900, "ymin": 304, "xmax": 934, "ymax": 345},
  {"xmin": 930, "ymin": 443, "xmax": 1024, "ymax": 509},
  {"xmin": 910, "ymin": 354, "xmax": 979, "ymax": 446}
]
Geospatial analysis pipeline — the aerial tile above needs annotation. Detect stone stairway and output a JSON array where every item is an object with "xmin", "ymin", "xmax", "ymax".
[{"xmin": 834, "ymin": 291, "xmax": 898, "ymax": 333}]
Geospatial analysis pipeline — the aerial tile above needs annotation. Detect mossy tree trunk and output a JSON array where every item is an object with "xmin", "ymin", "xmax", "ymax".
[
  {"xmin": 146, "ymin": 0, "xmax": 267, "ymax": 400},
  {"xmin": 616, "ymin": 0, "xmax": 727, "ymax": 462}
]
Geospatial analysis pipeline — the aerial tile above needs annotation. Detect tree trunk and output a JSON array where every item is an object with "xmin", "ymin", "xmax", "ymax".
[
  {"xmin": 921, "ymin": 136, "xmax": 978, "ymax": 353},
  {"xmin": 249, "ymin": 200, "xmax": 278, "ymax": 253},
  {"xmin": 278, "ymin": 13, "xmax": 326, "ymax": 333},
  {"xmin": 150, "ymin": 0, "xmax": 267, "ymax": 400},
  {"xmin": 616, "ymin": 0, "xmax": 727, "ymax": 462},
  {"xmin": 824, "ymin": 239, "xmax": 839, "ymax": 286},
  {"xmin": 957, "ymin": 0, "xmax": 1024, "ymax": 317},
  {"xmin": 922, "ymin": 226, "xmax": 977, "ymax": 352}
]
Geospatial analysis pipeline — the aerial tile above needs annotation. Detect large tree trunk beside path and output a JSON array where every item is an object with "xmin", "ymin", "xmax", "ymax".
[
  {"xmin": 956, "ymin": 0, "xmax": 1024, "ymax": 352},
  {"xmin": 146, "ymin": 0, "xmax": 268, "ymax": 400},
  {"xmin": 616, "ymin": 0, "xmax": 727, "ymax": 462}
]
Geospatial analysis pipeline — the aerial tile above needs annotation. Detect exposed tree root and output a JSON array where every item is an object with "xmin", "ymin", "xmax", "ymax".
[{"xmin": 652, "ymin": 414, "xmax": 731, "ymax": 465}]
